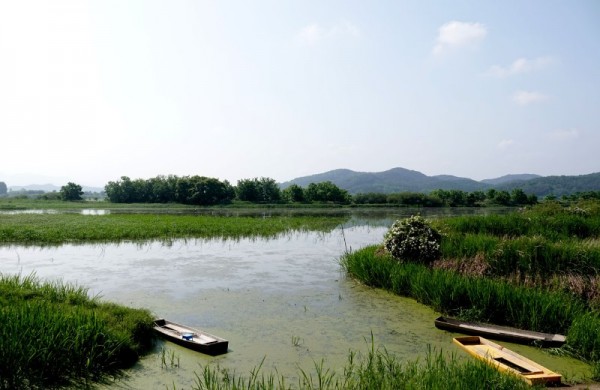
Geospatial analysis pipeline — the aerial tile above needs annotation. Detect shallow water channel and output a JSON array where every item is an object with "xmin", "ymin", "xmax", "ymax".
[{"xmin": 0, "ymin": 216, "xmax": 592, "ymax": 388}]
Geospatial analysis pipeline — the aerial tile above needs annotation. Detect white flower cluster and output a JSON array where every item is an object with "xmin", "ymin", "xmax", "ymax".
[
  {"xmin": 568, "ymin": 207, "xmax": 590, "ymax": 217},
  {"xmin": 383, "ymin": 215, "xmax": 441, "ymax": 263}
]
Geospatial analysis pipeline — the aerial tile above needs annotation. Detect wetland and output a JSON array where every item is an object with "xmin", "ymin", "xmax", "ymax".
[{"xmin": 0, "ymin": 205, "xmax": 596, "ymax": 388}]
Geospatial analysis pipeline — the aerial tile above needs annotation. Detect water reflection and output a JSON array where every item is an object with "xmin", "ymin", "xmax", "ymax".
[
  {"xmin": 80, "ymin": 209, "xmax": 111, "ymax": 215},
  {"xmin": 0, "ymin": 221, "xmax": 590, "ymax": 387}
]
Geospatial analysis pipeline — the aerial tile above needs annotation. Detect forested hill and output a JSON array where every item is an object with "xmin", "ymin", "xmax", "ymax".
[
  {"xmin": 495, "ymin": 172, "xmax": 600, "ymax": 197},
  {"xmin": 280, "ymin": 168, "xmax": 600, "ymax": 197},
  {"xmin": 280, "ymin": 168, "xmax": 488, "ymax": 194}
]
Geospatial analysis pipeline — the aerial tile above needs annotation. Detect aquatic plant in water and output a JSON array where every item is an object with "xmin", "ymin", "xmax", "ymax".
[{"xmin": 169, "ymin": 346, "xmax": 528, "ymax": 390}]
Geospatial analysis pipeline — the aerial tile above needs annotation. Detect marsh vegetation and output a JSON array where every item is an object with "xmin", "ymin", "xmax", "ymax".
[
  {"xmin": 170, "ymin": 346, "xmax": 530, "ymax": 390},
  {"xmin": 343, "ymin": 200, "xmax": 600, "ymax": 378},
  {"xmin": 2, "ymin": 200, "xmax": 599, "ymax": 388},
  {"xmin": 0, "ymin": 274, "xmax": 154, "ymax": 389},
  {"xmin": 0, "ymin": 213, "xmax": 347, "ymax": 245}
]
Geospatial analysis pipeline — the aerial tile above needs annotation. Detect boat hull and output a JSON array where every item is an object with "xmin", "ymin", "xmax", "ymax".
[
  {"xmin": 154, "ymin": 319, "xmax": 229, "ymax": 356},
  {"xmin": 435, "ymin": 316, "xmax": 566, "ymax": 347},
  {"xmin": 454, "ymin": 336, "xmax": 562, "ymax": 385}
]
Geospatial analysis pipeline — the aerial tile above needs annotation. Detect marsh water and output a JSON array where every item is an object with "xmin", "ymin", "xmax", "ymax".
[{"xmin": 0, "ymin": 209, "xmax": 592, "ymax": 387}]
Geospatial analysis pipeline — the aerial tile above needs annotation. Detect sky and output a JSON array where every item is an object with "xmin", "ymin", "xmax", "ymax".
[{"xmin": 1, "ymin": 1, "xmax": 599, "ymax": 188}]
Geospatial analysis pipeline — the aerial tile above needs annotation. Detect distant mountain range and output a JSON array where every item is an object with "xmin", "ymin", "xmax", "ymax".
[{"xmin": 280, "ymin": 168, "xmax": 600, "ymax": 197}]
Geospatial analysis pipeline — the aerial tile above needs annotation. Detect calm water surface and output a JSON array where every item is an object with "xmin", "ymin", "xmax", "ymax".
[{"xmin": 0, "ymin": 220, "xmax": 591, "ymax": 388}]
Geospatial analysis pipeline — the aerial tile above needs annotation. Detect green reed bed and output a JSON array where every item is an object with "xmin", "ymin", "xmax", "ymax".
[
  {"xmin": 0, "ymin": 214, "xmax": 346, "ymax": 245},
  {"xmin": 436, "ymin": 204, "xmax": 600, "ymax": 241},
  {"xmin": 440, "ymin": 233, "xmax": 600, "ymax": 276},
  {"xmin": 433, "ymin": 202, "xmax": 600, "ymax": 293},
  {"xmin": 342, "ymin": 245, "xmax": 600, "ymax": 371},
  {"xmin": 0, "ymin": 274, "xmax": 154, "ymax": 389},
  {"xmin": 343, "ymin": 246, "xmax": 586, "ymax": 333},
  {"xmin": 173, "ymin": 347, "xmax": 530, "ymax": 390}
]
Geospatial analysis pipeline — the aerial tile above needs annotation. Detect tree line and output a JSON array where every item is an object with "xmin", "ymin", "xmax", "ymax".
[
  {"xmin": 354, "ymin": 188, "xmax": 538, "ymax": 207},
  {"xmin": 102, "ymin": 175, "xmax": 542, "ymax": 207},
  {"xmin": 7, "ymin": 175, "xmax": 597, "ymax": 206},
  {"xmin": 104, "ymin": 175, "xmax": 352, "ymax": 205}
]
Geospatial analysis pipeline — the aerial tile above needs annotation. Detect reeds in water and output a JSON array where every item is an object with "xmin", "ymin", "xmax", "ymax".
[
  {"xmin": 0, "ymin": 214, "xmax": 347, "ymax": 245},
  {"xmin": 0, "ymin": 273, "xmax": 154, "ymax": 389},
  {"xmin": 169, "ymin": 346, "xmax": 528, "ymax": 390}
]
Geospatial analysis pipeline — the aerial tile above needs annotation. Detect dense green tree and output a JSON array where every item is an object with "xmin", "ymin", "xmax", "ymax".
[
  {"xmin": 354, "ymin": 192, "xmax": 388, "ymax": 204},
  {"xmin": 430, "ymin": 189, "xmax": 450, "ymax": 206},
  {"xmin": 236, "ymin": 177, "xmax": 281, "ymax": 203},
  {"xmin": 0, "ymin": 181, "xmax": 7, "ymax": 195},
  {"xmin": 60, "ymin": 182, "xmax": 83, "ymax": 201},
  {"xmin": 106, "ymin": 175, "xmax": 234, "ymax": 205},
  {"xmin": 305, "ymin": 181, "xmax": 350, "ymax": 204},
  {"xmin": 147, "ymin": 175, "xmax": 178, "ymax": 203},
  {"xmin": 235, "ymin": 178, "xmax": 261, "ymax": 202},
  {"xmin": 282, "ymin": 184, "xmax": 306, "ymax": 202},
  {"xmin": 105, "ymin": 176, "xmax": 134, "ymax": 203},
  {"xmin": 511, "ymin": 188, "xmax": 529, "ymax": 205},
  {"xmin": 258, "ymin": 177, "xmax": 281, "ymax": 203},
  {"xmin": 493, "ymin": 190, "xmax": 512, "ymax": 206},
  {"xmin": 182, "ymin": 176, "xmax": 235, "ymax": 205},
  {"xmin": 527, "ymin": 194, "xmax": 538, "ymax": 204},
  {"xmin": 430, "ymin": 189, "xmax": 468, "ymax": 207},
  {"xmin": 466, "ymin": 191, "xmax": 486, "ymax": 207}
]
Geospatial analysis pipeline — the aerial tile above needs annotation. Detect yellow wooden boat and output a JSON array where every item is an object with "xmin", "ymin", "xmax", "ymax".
[{"xmin": 453, "ymin": 336, "xmax": 562, "ymax": 385}]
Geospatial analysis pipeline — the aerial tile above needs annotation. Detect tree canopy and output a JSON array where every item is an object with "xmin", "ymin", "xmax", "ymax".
[{"xmin": 60, "ymin": 182, "xmax": 83, "ymax": 201}]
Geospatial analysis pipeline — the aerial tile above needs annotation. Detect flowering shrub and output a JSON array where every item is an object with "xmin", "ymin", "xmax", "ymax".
[{"xmin": 383, "ymin": 215, "xmax": 441, "ymax": 264}]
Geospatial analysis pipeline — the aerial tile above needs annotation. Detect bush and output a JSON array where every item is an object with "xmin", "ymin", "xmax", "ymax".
[{"xmin": 383, "ymin": 215, "xmax": 441, "ymax": 264}]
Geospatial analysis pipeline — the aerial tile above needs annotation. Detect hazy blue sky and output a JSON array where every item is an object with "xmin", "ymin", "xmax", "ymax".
[{"xmin": 1, "ymin": 1, "xmax": 599, "ymax": 187}]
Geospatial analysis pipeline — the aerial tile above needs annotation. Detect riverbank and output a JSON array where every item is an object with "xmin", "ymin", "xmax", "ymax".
[
  {"xmin": 0, "ymin": 274, "xmax": 154, "ymax": 389},
  {"xmin": 342, "ymin": 200, "xmax": 600, "ymax": 385}
]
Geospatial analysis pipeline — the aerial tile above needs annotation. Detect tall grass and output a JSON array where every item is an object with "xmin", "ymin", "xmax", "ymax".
[
  {"xmin": 440, "ymin": 234, "xmax": 600, "ymax": 277},
  {"xmin": 342, "ymin": 246, "xmax": 586, "ymax": 333},
  {"xmin": 0, "ymin": 274, "xmax": 154, "ymax": 389},
  {"xmin": 342, "ymin": 245, "xmax": 600, "ymax": 365},
  {"xmin": 436, "ymin": 204, "xmax": 600, "ymax": 241},
  {"xmin": 432, "ymin": 202, "xmax": 600, "ymax": 283},
  {"xmin": 172, "ymin": 346, "xmax": 530, "ymax": 390}
]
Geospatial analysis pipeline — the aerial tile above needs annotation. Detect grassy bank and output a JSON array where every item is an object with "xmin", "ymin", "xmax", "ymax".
[
  {"xmin": 432, "ymin": 201, "xmax": 600, "ymax": 307},
  {"xmin": 0, "ymin": 214, "xmax": 346, "ymax": 245},
  {"xmin": 342, "ymin": 200, "xmax": 600, "ymax": 375},
  {"xmin": 343, "ymin": 246, "xmax": 600, "ymax": 374},
  {"xmin": 0, "ymin": 274, "xmax": 154, "ymax": 389}
]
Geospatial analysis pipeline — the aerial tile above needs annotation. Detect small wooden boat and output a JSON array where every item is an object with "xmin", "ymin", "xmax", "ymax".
[
  {"xmin": 435, "ymin": 316, "xmax": 566, "ymax": 347},
  {"xmin": 454, "ymin": 336, "xmax": 562, "ymax": 385},
  {"xmin": 153, "ymin": 318, "xmax": 229, "ymax": 355}
]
